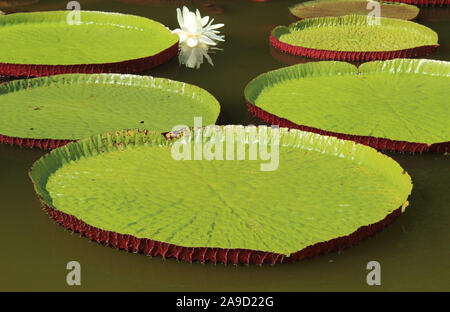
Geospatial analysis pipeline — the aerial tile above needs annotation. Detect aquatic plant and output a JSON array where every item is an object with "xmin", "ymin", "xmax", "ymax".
[
  {"xmin": 289, "ymin": 0, "xmax": 419, "ymax": 20},
  {"xmin": 172, "ymin": 6, "xmax": 224, "ymax": 68},
  {"xmin": 271, "ymin": 15, "xmax": 439, "ymax": 60},
  {"xmin": 0, "ymin": 74, "xmax": 220, "ymax": 149},
  {"xmin": 29, "ymin": 127, "xmax": 412, "ymax": 265},
  {"xmin": 172, "ymin": 6, "xmax": 224, "ymax": 48},
  {"xmin": 0, "ymin": 11, "xmax": 179, "ymax": 77},
  {"xmin": 245, "ymin": 59, "xmax": 449, "ymax": 153}
]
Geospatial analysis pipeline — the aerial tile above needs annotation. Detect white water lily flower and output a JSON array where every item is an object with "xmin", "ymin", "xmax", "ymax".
[{"xmin": 172, "ymin": 6, "xmax": 224, "ymax": 48}]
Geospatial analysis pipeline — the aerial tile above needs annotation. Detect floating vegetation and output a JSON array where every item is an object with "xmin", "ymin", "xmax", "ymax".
[
  {"xmin": 29, "ymin": 127, "xmax": 412, "ymax": 265},
  {"xmin": 0, "ymin": 11, "xmax": 179, "ymax": 77},
  {"xmin": 289, "ymin": 0, "xmax": 419, "ymax": 20},
  {"xmin": 0, "ymin": 74, "xmax": 220, "ymax": 149},
  {"xmin": 245, "ymin": 59, "xmax": 449, "ymax": 153},
  {"xmin": 271, "ymin": 15, "xmax": 439, "ymax": 61},
  {"xmin": 383, "ymin": 0, "xmax": 449, "ymax": 7}
]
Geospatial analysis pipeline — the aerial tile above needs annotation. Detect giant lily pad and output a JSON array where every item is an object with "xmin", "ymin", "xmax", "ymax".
[
  {"xmin": 289, "ymin": 0, "xmax": 420, "ymax": 20},
  {"xmin": 0, "ymin": 74, "xmax": 220, "ymax": 149},
  {"xmin": 270, "ymin": 15, "xmax": 439, "ymax": 61},
  {"xmin": 0, "ymin": 11, "xmax": 179, "ymax": 77},
  {"xmin": 245, "ymin": 59, "xmax": 449, "ymax": 153},
  {"xmin": 383, "ymin": 0, "xmax": 449, "ymax": 7},
  {"xmin": 29, "ymin": 127, "xmax": 412, "ymax": 265}
]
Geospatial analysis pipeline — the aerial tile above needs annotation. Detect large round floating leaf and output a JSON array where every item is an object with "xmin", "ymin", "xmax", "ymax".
[
  {"xmin": 289, "ymin": 0, "xmax": 419, "ymax": 20},
  {"xmin": 383, "ymin": 0, "xmax": 449, "ymax": 7},
  {"xmin": 0, "ymin": 11, "xmax": 179, "ymax": 77},
  {"xmin": 30, "ymin": 127, "xmax": 412, "ymax": 265},
  {"xmin": 0, "ymin": 74, "xmax": 220, "ymax": 149},
  {"xmin": 245, "ymin": 59, "xmax": 449, "ymax": 153},
  {"xmin": 270, "ymin": 15, "xmax": 439, "ymax": 61}
]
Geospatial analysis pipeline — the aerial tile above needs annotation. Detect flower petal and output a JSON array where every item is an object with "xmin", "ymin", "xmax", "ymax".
[
  {"xmin": 203, "ymin": 51, "xmax": 214, "ymax": 66},
  {"xmin": 199, "ymin": 35, "xmax": 217, "ymax": 46},
  {"xmin": 203, "ymin": 31, "xmax": 225, "ymax": 42},
  {"xmin": 206, "ymin": 23, "xmax": 224, "ymax": 30},
  {"xmin": 176, "ymin": 8, "xmax": 183, "ymax": 27},
  {"xmin": 184, "ymin": 12, "xmax": 200, "ymax": 33},
  {"xmin": 186, "ymin": 37, "xmax": 199, "ymax": 48},
  {"xmin": 196, "ymin": 9, "xmax": 202, "ymax": 22},
  {"xmin": 173, "ymin": 31, "xmax": 188, "ymax": 43},
  {"xmin": 201, "ymin": 16, "xmax": 209, "ymax": 27},
  {"xmin": 182, "ymin": 6, "xmax": 190, "ymax": 20}
]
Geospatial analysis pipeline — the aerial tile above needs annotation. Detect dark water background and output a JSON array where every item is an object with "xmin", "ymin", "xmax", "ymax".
[{"xmin": 0, "ymin": 0, "xmax": 448, "ymax": 291}]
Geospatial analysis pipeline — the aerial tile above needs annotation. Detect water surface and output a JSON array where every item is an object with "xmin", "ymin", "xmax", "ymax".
[{"xmin": 0, "ymin": 0, "xmax": 448, "ymax": 291}]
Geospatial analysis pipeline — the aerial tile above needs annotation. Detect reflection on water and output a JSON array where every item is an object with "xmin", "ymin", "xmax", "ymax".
[
  {"xmin": 179, "ymin": 43, "xmax": 221, "ymax": 68},
  {"xmin": 0, "ymin": 0, "xmax": 448, "ymax": 292},
  {"xmin": 270, "ymin": 45, "xmax": 320, "ymax": 66}
]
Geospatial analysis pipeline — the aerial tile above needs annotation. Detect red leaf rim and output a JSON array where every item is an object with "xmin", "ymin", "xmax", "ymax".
[
  {"xmin": 247, "ymin": 101, "xmax": 449, "ymax": 154},
  {"xmin": 270, "ymin": 35, "xmax": 439, "ymax": 61},
  {"xmin": 0, "ymin": 133, "xmax": 74, "ymax": 150},
  {"xmin": 40, "ymin": 200, "xmax": 405, "ymax": 265},
  {"xmin": 0, "ymin": 42, "xmax": 178, "ymax": 78},
  {"xmin": 28, "ymin": 129, "xmax": 411, "ymax": 265}
]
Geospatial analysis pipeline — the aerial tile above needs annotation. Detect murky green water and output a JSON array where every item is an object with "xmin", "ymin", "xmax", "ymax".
[{"xmin": 0, "ymin": 0, "xmax": 448, "ymax": 291}]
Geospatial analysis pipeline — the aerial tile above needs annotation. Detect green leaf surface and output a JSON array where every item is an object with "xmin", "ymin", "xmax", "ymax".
[
  {"xmin": 30, "ymin": 127, "xmax": 412, "ymax": 256},
  {"xmin": 0, "ymin": 74, "xmax": 220, "ymax": 140},
  {"xmin": 0, "ymin": 11, "xmax": 178, "ymax": 65},
  {"xmin": 272, "ymin": 15, "xmax": 437, "ymax": 51},
  {"xmin": 289, "ymin": 0, "xmax": 419, "ymax": 20},
  {"xmin": 244, "ymin": 59, "xmax": 449, "ymax": 145}
]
